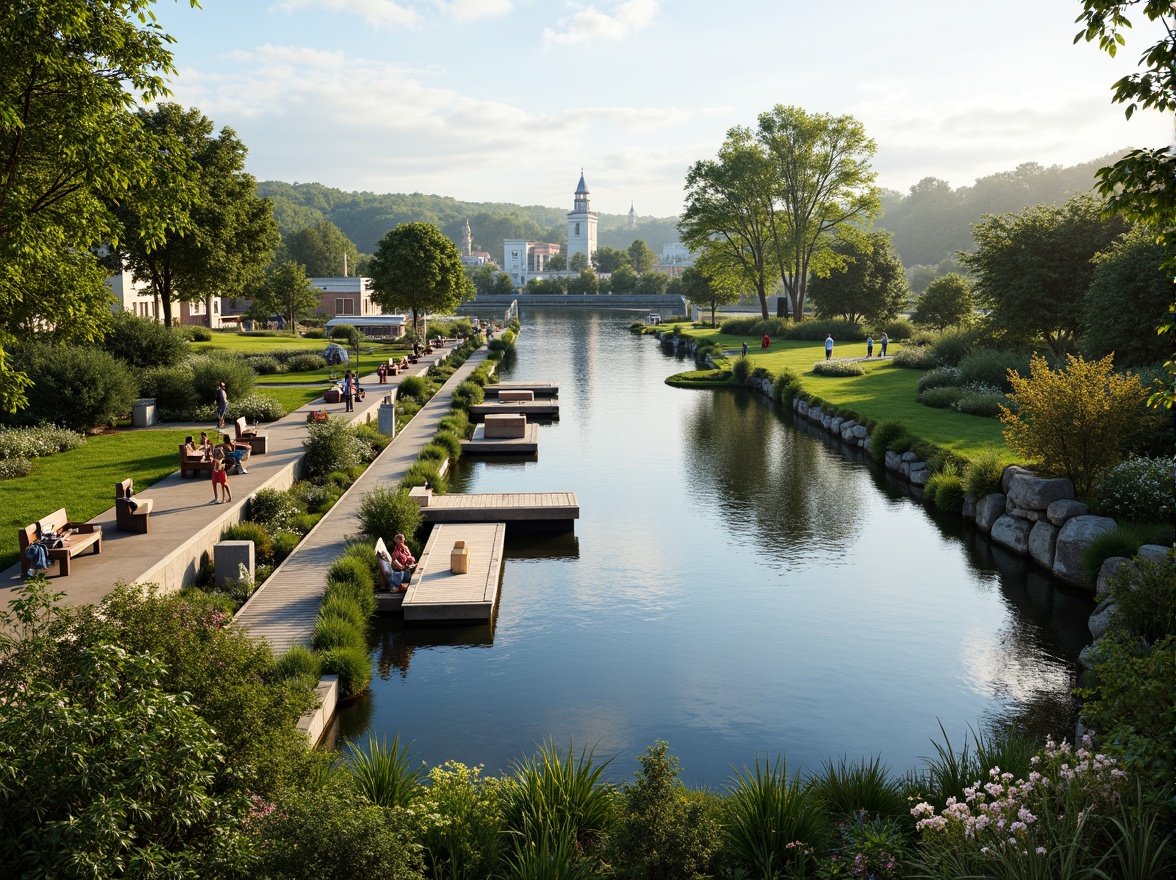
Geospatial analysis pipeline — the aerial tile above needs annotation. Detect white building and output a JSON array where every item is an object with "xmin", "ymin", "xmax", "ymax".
[
  {"xmin": 661, "ymin": 243, "xmax": 693, "ymax": 266},
  {"xmin": 566, "ymin": 171, "xmax": 598, "ymax": 265},
  {"xmin": 106, "ymin": 267, "xmax": 226, "ymax": 327}
]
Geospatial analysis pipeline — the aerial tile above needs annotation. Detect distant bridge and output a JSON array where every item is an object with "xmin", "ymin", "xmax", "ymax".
[{"xmin": 459, "ymin": 294, "xmax": 689, "ymax": 316}]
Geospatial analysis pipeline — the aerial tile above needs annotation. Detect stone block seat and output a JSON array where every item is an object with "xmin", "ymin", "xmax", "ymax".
[
  {"xmin": 497, "ymin": 389, "xmax": 535, "ymax": 402},
  {"xmin": 18, "ymin": 508, "xmax": 102, "ymax": 577},
  {"xmin": 483, "ymin": 413, "xmax": 527, "ymax": 439},
  {"xmin": 114, "ymin": 478, "xmax": 152, "ymax": 533},
  {"xmin": 234, "ymin": 417, "xmax": 269, "ymax": 454}
]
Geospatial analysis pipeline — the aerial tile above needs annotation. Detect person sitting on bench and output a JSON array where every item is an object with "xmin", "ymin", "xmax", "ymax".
[
  {"xmin": 391, "ymin": 533, "xmax": 416, "ymax": 575},
  {"xmin": 220, "ymin": 435, "xmax": 251, "ymax": 474},
  {"xmin": 377, "ymin": 547, "xmax": 408, "ymax": 592}
]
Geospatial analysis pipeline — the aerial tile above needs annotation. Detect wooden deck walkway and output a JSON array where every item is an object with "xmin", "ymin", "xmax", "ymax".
[
  {"xmin": 233, "ymin": 348, "xmax": 492, "ymax": 653},
  {"xmin": 468, "ymin": 400, "xmax": 559, "ymax": 421},
  {"xmin": 421, "ymin": 492, "xmax": 578, "ymax": 529},
  {"xmin": 401, "ymin": 522, "xmax": 506, "ymax": 621},
  {"xmin": 484, "ymin": 382, "xmax": 559, "ymax": 397}
]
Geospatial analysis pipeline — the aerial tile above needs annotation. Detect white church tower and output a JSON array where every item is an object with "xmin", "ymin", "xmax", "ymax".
[{"xmin": 566, "ymin": 170, "xmax": 597, "ymax": 265}]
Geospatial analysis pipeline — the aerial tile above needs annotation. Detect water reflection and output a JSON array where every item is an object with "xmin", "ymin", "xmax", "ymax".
[{"xmin": 336, "ymin": 309, "xmax": 1093, "ymax": 785}]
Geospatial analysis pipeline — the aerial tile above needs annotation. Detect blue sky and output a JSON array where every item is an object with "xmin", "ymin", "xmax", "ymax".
[{"xmin": 153, "ymin": 0, "xmax": 1172, "ymax": 217}]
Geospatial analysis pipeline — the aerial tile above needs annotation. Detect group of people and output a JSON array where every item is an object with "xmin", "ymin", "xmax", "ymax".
[
  {"xmin": 376, "ymin": 534, "xmax": 417, "ymax": 593},
  {"xmin": 823, "ymin": 332, "xmax": 889, "ymax": 360},
  {"xmin": 183, "ymin": 430, "xmax": 252, "ymax": 504}
]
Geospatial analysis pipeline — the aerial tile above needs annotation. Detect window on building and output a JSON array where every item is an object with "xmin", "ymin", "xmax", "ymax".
[
  {"xmin": 575, "ymin": 222, "xmax": 580, "ymax": 236},
  {"xmin": 336, "ymin": 298, "xmax": 356, "ymax": 315}
]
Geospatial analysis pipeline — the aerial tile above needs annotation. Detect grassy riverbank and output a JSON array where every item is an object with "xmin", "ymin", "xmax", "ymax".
[{"xmin": 662, "ymin": 324, "xmax": 1014, "ymax": 462}]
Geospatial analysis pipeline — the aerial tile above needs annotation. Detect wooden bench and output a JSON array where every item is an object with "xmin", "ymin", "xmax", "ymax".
[
  {"xmin": 115, "ymin": 478, "xmax": 153, "ymax": 533},
  {"xmin": 179, "ymin": 445, "xmax": 213, "ymax": 478},
  {"xmin": 324, "ymin": 387, "xmax": 365, "ymax": 404},
  {"xmin": 19, "ymin": 508, "xmax": 102, "ymax": 577},
  {"xmin": 234, "ymin": 417, "xmax": 269, "ymax": 454}
]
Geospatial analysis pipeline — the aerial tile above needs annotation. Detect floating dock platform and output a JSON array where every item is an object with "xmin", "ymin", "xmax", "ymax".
[
  {"xmin": 485, "ymin": 382, "xmax": 559, "ymax": 398},
  {"xmin": 401, "ymin": 522, "xmax": 506, "ymax": 621},
  {"xmin": 461, "ymin": 422, "xmax": 539, "ymax": 455},
  {"xmin": 420, "ymin": 491, "xmax": 578, "ymax": 531},
  {"xmin": 469, "ymin": 400, "xmax": 559, "ymax": 421}
]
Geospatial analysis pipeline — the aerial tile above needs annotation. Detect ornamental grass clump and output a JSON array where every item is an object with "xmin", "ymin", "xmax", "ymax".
[
  {"xmin": 919, "ymin": 386, "xmax": 962, "ymax": 409},
  {"xmin": 910, "ymin": 735, "xmax": 1133, "ymax": 879},
  {"xmin": 1091, "ymin": 456, "xmax": 1174, "ymax": 523},
  {"xmin": 723, "ymin": 756, "xmax": 823, "ymax": 880},
  {"xmin": 964, "ymin": 449, "xmax": 1005, "ymax": 499},
  {"xmin": 1079, "ymin": 524, "xmax": 1158, "ymax": 581},
  {"xmin": 870, "ymin": 420, "xmax": 909, "ymax": 463},
  {"xmin": 318, "ymin": 646, "xmax": 371, "ymax": 697},
  {"xmin": 344, "ymin": 734, "xmax": 423, "ymax": 809},
  {"xmin": 807, "ymin": 755, "xmax": 907, "ymax": 820},
  {"xmin": 357, "ymin": 486, "xmax": 421, "ymax": 546},
  {"xmin": 918, "ymin": 366, "xmax": 962, "ymax": 392},
  {"xmin": 813, "ymin": 359, "xmax": 864, "ymax": 377},
  {"xmin": 311, "ymin": 615, "xmax": 366, "ymax": 653}
]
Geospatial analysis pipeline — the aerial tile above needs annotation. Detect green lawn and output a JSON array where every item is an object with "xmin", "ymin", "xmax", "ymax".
[
  {"xmin": 0, "ymin": 429, "xmax": 196, "ymax": 572},
  {"xmin": 672, "ymin": 326, "xmax": 1013, "ymax": 461},
  {"xmin": 257, "ymin": 386, "xmax": 327, "ymax": 413}
]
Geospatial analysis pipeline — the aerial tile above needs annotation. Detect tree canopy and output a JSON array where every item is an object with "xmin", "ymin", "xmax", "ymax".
[
  {"xmin": 628, "ymin": 239, "xmax": 657, "ymax": 274},
  {"xmin": 593, "ymin": 246, "xmax": 628, "ymax": 274},
  {"xmin": 961, "ymin": 193, "xmax": 1127, "ymax": 356},
  {"xmin": 806, "ymin": 231, "xmax": 908, "ymax": 325},
  {"xmin": 284, "ymin": 220, "xmax": 359, "ymax": 277},
  {"xmin": 368, "ymin": 222, "xmax": 473, "ymax": 329},
  {"xmin": 682, "ymin": 265, "xmax": 743, "ymax": 326},
  {"xmin": 1081, "ymin": 226, "xmax": 1171, "ymax": 367},
  {"xmin": 247, "ymin": 261, "xmax": 321, "ymax": 331},
  {"xmin": 915, "ymin": 273, "xmax": 974, "ymax": 331}
]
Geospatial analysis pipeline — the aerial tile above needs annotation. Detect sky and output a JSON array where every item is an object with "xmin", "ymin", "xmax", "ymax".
[{"xmin": 152, "ymin": 0, "xmax": 1173, "ymax": 218}]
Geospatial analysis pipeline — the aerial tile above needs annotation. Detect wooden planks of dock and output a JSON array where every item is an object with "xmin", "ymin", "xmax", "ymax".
[
  {"xmin": 402, "ymin": 522, "xmax": 506, "ymax": 621},
  {"xmin": 420, "ymin": 492, "xmax": 578, "ymax": 530}
]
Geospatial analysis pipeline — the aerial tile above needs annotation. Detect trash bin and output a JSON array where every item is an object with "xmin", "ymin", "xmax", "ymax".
[
  {"xmin": 131, "ymin": 398, "xmax": 157, "ymax": 428},
  {"xmin": 377, "ymin": 394, "xmax": 396, "ymax": 438}
]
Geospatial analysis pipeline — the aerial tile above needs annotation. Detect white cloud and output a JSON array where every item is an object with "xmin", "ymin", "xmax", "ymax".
[
  {"xmin": 542, "ymin": 0, "xmax": 659, "ymax": 47},
  {"xmin": 269, "ymin": 0, "xmax": 421, "ymax": 29},
  {"xmin": 431, "ymin": 0, "xmax": 513, "ymax": 20}
]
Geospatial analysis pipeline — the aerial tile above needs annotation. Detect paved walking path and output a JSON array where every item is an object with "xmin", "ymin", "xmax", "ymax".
[
  {"xmin": 0, "ymin": 346, "xmax": 460, "ymax": 612},
  {"xmin": 234, "ymin": 348, "xmax": 491, "ymax": 653}
]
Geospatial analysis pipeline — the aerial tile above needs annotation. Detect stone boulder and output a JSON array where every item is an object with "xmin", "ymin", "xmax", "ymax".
[
  {"xmin": 901, "ymin": 451, "xmax": 919, "ymax": 463},
  {"xmin": 1028, "ymin": 521, "xmax": 1059, "ymax": 568},
  {"xmin": 830, "ymin": 417, "xmax": 844, "ymax": 434},
  {"xmin": 991, "ymin": 515, "xmax": 1032, "ymax": 555},
  {"xmin": 1047, "ymin": 499, "xmax": 1088, "ymax": 527},
  {"xmin": 1088, "ymin": 597, "xmax": 1117, "ymax": 641},
  {"xmin": 1137, "ymin": 544, "xmax": 1172, "ymax": 565},
  {"xmin": 1096, "ymin": 556, "xmax": 1131, "ymax": 598},
  {"xmin": 961, "ymin": 495, "xmax": 977, "ymax": 520},
  {"xmin": 822, "ymin": 415, "xmax": 833, "ymax": 430},
  {"xmin": 809, "ymin": 406, "xmax": 823, "ymax": 422},
  {"xmin": 1007, "ymin": 473, "xmax": 1075, "ymax": 512},
  {"xmin": 1052, "ymin": 515, "xmax": 1119, "ymax": 588},
  {"xmin": 862, "ymin": 437, "xmax": 873, "ymax": 455},
  {"xmin": 885, "ymin": 451, "xmax": 902, "ymax": 471},
  {"xmin": 1001, "ymin": 464, "xmax": 1033, "ymax": 494},
  {"xmin": 852, "ymin": 424, "xmax": 868, "ymax": 439},
  {"xmin": 910, "ymin": 464, "xmax": 931, "ymax": 486},
  {"xmin": 796, "ymin": 400, "xmax": 808, "ymax": 416},
  {"xmin": 975, "ymin": 493, "xmax": 1007, "ymax": 533}
]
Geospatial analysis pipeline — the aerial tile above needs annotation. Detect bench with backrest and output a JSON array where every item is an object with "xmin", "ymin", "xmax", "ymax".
[
  {"xmin": 115, "ymin": 478, "xmax": 153, "ymax": 533},
  {"xmin": 234, "ymin": 417, "xmax": 269, "ymax": 454},
  {"xmin": 19, "ymin": 508, "xmax": 102, "ymax": 577},
  {"xmin": 179, "ymin": 445, "xmax": 213, "ymax": 478}
]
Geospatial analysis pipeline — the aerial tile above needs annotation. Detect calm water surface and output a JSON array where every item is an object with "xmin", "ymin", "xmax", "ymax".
[{"xmin": 333, "ymin": 309, "xmax": 1094, "ymax": 787}]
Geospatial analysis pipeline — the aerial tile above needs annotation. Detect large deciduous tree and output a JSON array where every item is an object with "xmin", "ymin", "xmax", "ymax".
[
  {"xmin": 247, "ymin": 261, "xmax": 321, "ymax": 332},
  {"xmin": 757, "ymin": 105, "xmax": 881, "ymax": 321},
  {"xmin": 681, "ymin": 264, "xmax": 743, "ymax": 327},
  {"xmin": 806, "ymin": 231, "xmax": 907, "ymax": 325},
  {"xmin": 284, "ymin": 220, "xmax": 359, "ymax": 277},
  {"xmin": 1081, "ymin": 226, "xmax": 1171, "ymax": 367},
  {"xmin": 592, "ymin": 246, "xmax": 628, "ymax": 274},
  {"xmin": 680, "ymin": 128, "xmax": 777, "ymax": 319},
  {"xmin": 627, "ymin": 239, "xmax": 657, "ymax": 274},
  {"xmin": 110, "ymin": 104, "xmax": 280, "ymax": 326},
  {"xmin": 368, "ymin": 222, "xmax": 473, "ymax": 331},
  {"xmin": 915, "ymin": 273, "xmax": 974, "ymax": 330},
  {"xmin": 0, "ymin": 0, "xmax": 197, "ymax": 411},
  {"xmin": 961, "ymin": 194, "xmax": 1127, "ymax": 356}
]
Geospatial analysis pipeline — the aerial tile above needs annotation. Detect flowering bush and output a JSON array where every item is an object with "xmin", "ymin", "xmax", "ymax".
[
  {"xmin": 918, "ymin": 366, "xmax": 961, "ymax": 392},
  {"xmin": 911, "ymin": 736, "xmax": 1129, "ymax": 877},
  {"xmin": 1091, "ymin": 456, "xmax": 1174, "ymax": 522},
  {"xmin": 0, "ymin": 424, "xmax": 85, "ymax": 460},
  {"xmin": 0, "ymin": 457, "xmax": 32, "ymax": 480},
  {"xmin": 191, "ymin": 393, "xmax": 287, "ymax": 424},
  {"xmin": 813, "ymin": 359, "xmax": 865, "ymax": 377}
]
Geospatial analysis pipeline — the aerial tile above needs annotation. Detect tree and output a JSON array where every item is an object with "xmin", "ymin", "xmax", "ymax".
[
  {"xmin": 110, "ymin": 104, "xmax": 280, "ymax": 326},
  {"xmin": 1001, "ymin": 353, "xmax": 1146, "ymax": 494},
  {"xmin": 637, "ymin": 271, "xmax": 668, "ymax": 295},
  {"xmin": 1081, "ymin": 227, "xmax": 1171, "ymax": 367},
  {"xmin": 915, "ymin": 273, "xmax": 974, "ymax": 330},
  {"xmin": 566, "ymin": 268, "xmax": 599, "ymax": 295},
  {"xmin": 628, "ymin": 239, "xmax": 657, "ymax": 273},
  {"xmin": 0, "ymin": 0, "xmax": 198, "ymax": 411},
  {"xmin": 680, "ymin": 127, "xmax": 778, "ymax": 319},
  {"xmin": 285, "ymin": 220, "xmax": 359, "ymax": 277},
  {"xmin": 368, "ymin": 222, "xmax": 474, "ymax": 331},
  {"xmin": 545, "ymin": 253, "xmax": 567, "ymax": 271},
  {"xmin": 610, "ymin": 265, "xmax": 638, "ymax": 294},
  {"xmin": 248, "ymin": 261, "xmax": 322, "ymax": 331},
  {"xmin": 569, "ymin": 251, "xmax": 589, "ymax": 272},
  {"xmin": 491, "ymin": 272, "xmax": 516, "ymax": 295},
  {"xmin": 806, "ymin": 231, "xmax": 908, "ymax": 325},
  {"xmin": 681, "ymin": 265, "xmax": 742, "ymax": 326},
  {"xmin": 469, "ymin": 262, "xmax": 498, "ymax": 296},
  {"xmin": 757, "ymin": 105, "xmax": 881, "ymax": 321},
  {"xmin": 961, "ymin": 194, "xmax": 1127, "ymax": 356},
  {"xmin": 592, "ymin": 246, "xmax": 628, "ymax": 274}
]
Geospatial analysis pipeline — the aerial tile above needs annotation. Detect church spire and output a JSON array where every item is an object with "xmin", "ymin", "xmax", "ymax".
[{"xmin": 628, "ymin": 201, "xmax": 637, "ymax": 230}]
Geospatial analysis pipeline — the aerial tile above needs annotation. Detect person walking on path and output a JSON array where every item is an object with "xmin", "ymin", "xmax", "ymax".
[
  {"xmin": 378, "ymin": 363, "xmax": 387, "ymax": 384},
  {"xmin": 866, "ymin": 335, "xmax": 874, "ymax": 358},
  {"xmin": 741, "ymin": 340, "xmax": 748, "ymax": 357},
  {"xmin": 210, "ymin": 444, "xmax": 230, "ymax": 504},
  {"xmin": 825, "ymin": 335, "xmax": 834, "ymax": 360},
  {"xmin": 880, "ymin": 332, "xmax": 889, "ymax": 357},
  {"xmin": 215, "ymin": 381, "xmax": 228, "ymax": 429},
  {"xmin": 343, "ymin": 370, "xmax": 354, "ymax": 413}
]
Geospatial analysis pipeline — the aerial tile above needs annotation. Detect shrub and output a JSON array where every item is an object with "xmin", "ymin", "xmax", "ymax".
[
  {"xmin": 879, "ymin": 317, "xmax": 914, "ymax": 341},
  {"xmin": 402, "ymin": 461, "xmax": 447, "ymax": 493},
  {"xmin": 249, "ymin": 488, "xmax": 302, "ymax": 530},
  {"xmin": 723, "ymin": 757, "xmax": 823, "ymax": 880},
  {"xmin": 0, "ymin": 424, "xmax": 85, "ymax": 460},
  {"xmin": 892, "ymin": 346, "xmax": 937, "ymax": 369},
  {"xmin": 1091, "ymin": 456, "xmax": 1174, "ymax": 522},
  {"xmin": 732, "ymin": 356, "xmax": 751, "ymax": 384},
  {"xmin": 190, "ymin": 352, "xmax": 255, "ymax": 405},
  {"xmin": 303, "ymin": 418, "xmax": 369, "ymax": 478},
  {"xmin": 870, "ymin": 420, "xmax": 909, "ymax": 462},
  {"xmin": 357, "ymin": 487, "xmax": 421, "ymax": 546},
  {"xmin": 103, "ymin": 310, "xmax": 188, "ymax": 369},
  {"xmin": 438, "ymin": 411, "xmax": 470, "ymax": 437},
  {"xmin": 274, "ymin": 644, "xmax": 320, "ymax": 681},
  {"xmin": 291, "ymin": 513, "xmax": 321, "ymax": 535},
  {"xmin": 919, "ymin": 386, "xmax": 962, "ymax": 408},
  {"xmin": 397, "ymin": 375, "xmax": 428, "ymax": 402},
  {"xmin": 957, "ymin": 347, "xmax": 1031, "ymax": 393},
  {"xmin": 812, "ymin": 359, "xmax": 864, "ymax": 377},
  {"xmin": 311, "ymin": 616, "xmax": 366, "ymax": 653},
  {"xmin": 952, "ymin": 389, "xmax": 1008, "ymax": 417},
  {"xmin": 271, "ymin": 531, "xmax": 302, "ymax": 564},
  {"xmin": 429, "ymin": 431, "xmax": 463, "ymax": 461},
  {"xmin": 1080, "ymin": 525, "xmax": 1156, "ymax": 580},
  {"xmin": 414, "ymin": 761, "xmax": 505, "ymax": 880},
  {"xmin": 234, "ymin": 393, "xmax": 287, "ymax": 423},
  {"xmin": 9, "ymin": 344, "xmax": 137, "ymax": 431},
  {"xmin": 288, "ymin": 481, "xmax": 327, "ymax": 513},
  {"xmin": 139, "ymin": 363, "xmax": 199, "ymax": 413},
  {"xmin": 773, "ymin": 369, "xmax": 801, "ymax": 403},
  {"xmin": 286, "ymin": 353, "xmax": 328, "ymax": 373},
  {"xmin": 928, "ymin": 328, "xmax": 979, "ymax": 366},
  {"xmin": 318, "ymin": 594, "xmax": 368, "ymax": 631},
  {"xmin": 176, "ymin": 325, "xmax": 212, "ymax": 342},
  {"xmin": 327, "ymin": 556, "xmax": 376, "ymax": 595},
  {"xmin": 244, "ymin": 355, "xmax": 283, "ymax": 375},
  {"xmin": 1002, "ymin": 354, "xmax": 1147, "ymax": 494},
  {"xmin": 417, "ymin": 442, "xmax": 448, "ymax": 464},
  {"xmin": 220, "ymin": 521, "xmax": 273, "ymax": 562},
  {"xmin": 329, "ymin": 324, "xmax": 363, "ymax": 347},
  {"xmin": 317, "ymin": 646, "xmax": 372, "ymax": 697},
  {"xmin": 1109, "ymin": 557, "xmax": 1176, "ymax": 645},
  {"xmin": 301, "ymin": 328, "xmax": 326, "ymax": 339},
  {"xmin": 0, "ymin": 458, "xmax": 33, "ymax": 480},
  {"xmin": 918, "ymin": 366, "xmax": 961, "ymax": 392},
  {"xmin": 925, "ymin": 464, "xmax": 966, "ymax": 513},
  {"xmin": 780, "ymin": 318, "xmax": 864, "ymax": 341},
  {"xmin": 450, "ymin": 380, "xmax": 484, "ymax": 409},
  {"xmin": 963, "ymin": 449, "xmax": 1005, "ymax": 499}
]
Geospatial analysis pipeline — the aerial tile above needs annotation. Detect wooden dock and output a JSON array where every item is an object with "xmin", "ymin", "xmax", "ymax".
[
  {"xmin": 420, "ymin": 492, "xmax": 578, "ymax": 530},
  {"xmin": 485, "ymin": 382, "xmax": 559, "ymax": 398},
  {"xmin": 402, "ymin": 522, "xmax": 506, "ymax": 621},
  {"xmin": 461, "ymin": 423, "xmax": 539, "ymax": 455},
  {"xmin": 469, "ymin": 400, "xmax": 559, "ymax": 421}
]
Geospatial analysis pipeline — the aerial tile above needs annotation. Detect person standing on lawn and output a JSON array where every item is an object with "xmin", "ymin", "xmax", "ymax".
[{"xmin": 825, "ymin": 335, "xmax": 834, "ymax": 360}]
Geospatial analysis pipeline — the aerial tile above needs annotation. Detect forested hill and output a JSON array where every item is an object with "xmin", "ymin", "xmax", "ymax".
[
  {"xmin": 874, "ymin": 151, "xmax": 1127, "ymax": 268},
  {"xmin": 259, "ymin": 150, "xmax": 1125, "ymax": 270},
  {"xmin": 256, "ymin": 181, "xmax": 682, "ymax": 260}
]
